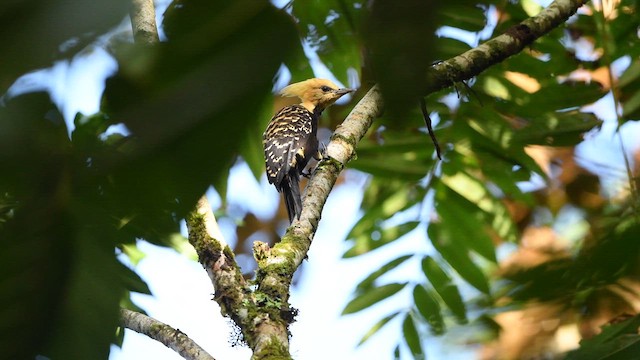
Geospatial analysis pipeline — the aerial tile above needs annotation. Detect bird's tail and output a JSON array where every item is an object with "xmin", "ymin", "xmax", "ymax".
[{"xmin": 281, "ymin": 173, "xmax": 302, "ymax": 223}]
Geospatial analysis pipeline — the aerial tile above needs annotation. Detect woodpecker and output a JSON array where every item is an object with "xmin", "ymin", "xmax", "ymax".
[{"xmin": 263, "ymin": 78, "xmax": 354, "ymax": 223}]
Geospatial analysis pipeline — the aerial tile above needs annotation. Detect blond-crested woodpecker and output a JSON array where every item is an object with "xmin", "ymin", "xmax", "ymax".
[{"xmin": 263, "ymin": 78, "xmax": 354, "ymax": 223}]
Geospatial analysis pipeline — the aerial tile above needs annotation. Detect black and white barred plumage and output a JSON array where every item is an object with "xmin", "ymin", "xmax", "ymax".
[
  {"xmin": 263, "ymin": 78, "xmax": 353, "ymax": 223},
  {"xmin": 263, "ymin": 105, "xmax": 319, "ymax": 222}
]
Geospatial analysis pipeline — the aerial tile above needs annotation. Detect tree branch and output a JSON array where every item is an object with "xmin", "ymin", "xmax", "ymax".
[
  {"xmin": 119, "ymin": 309, "xmax": 216, "ymax": 360},
  {"xmin": 425, "ymin": 0, "xmax": 589, "ymax": 93},
  {"xmin": 130, "ymin": 0, "xmax": 160, "ymax": 44},
  {"xmin": 250, "ymin": 86, "xmax": 384, "ymax": 358},
  {"xmin": 185, "ymin": 196, "xmax": 259, "ymax": 336},
  {"xmin": 186, "ymin": 197, "xmax": 253, "ymax": 317},
  {"xmin": 251, "ymin": 0, "xmax": 588, "ymax": 354},
  {"xmin": 187, "ymin": 196, "xmax": 294, "ymax": 359}
]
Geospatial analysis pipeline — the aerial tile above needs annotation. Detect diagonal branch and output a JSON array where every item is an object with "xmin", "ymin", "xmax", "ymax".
[
  {"xmin": 251, "ymin": 0, "xmax": 589, "ymax": 352},
  {"xmin": 185, "ymin": 196, "xmax": 259, "ymax": 344},
  {"xmin": 425, "ymin": 0, "xmax": 589, "ymax": 93},
  {"xmin": 186, "ymin": 196, "xmax": 252, "ymax": 318},
  {"xmin": 119, "ymin": 309, "xmax": 216, "ymax": 360}
]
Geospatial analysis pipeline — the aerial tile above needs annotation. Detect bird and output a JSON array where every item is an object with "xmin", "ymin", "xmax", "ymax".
[{"xmin": 263, "ymin": 78, "xmax": 354, "ymax": 223}]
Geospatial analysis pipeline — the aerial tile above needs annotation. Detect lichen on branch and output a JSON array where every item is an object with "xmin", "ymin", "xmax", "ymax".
[{"xmin": 119, "ymin": 309, "xmax": 215, "ymax": 360}]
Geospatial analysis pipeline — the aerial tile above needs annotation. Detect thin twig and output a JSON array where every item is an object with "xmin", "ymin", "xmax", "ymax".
[{"xmin": 419, "ymin": 97, "xmax": 442, "ymax": 160}]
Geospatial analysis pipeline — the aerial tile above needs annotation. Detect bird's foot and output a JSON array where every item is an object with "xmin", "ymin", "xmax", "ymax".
[{"xmin": 316, "ymin": 142, "xmax": 330, "ymax": 161}]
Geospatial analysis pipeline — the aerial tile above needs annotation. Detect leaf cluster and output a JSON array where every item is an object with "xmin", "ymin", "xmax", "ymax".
[
  {"xmin": 0, "ymin": 1, "xmax": 298, "ymax": 358},
  {"xmin": 330, "ymin": 0, "xmax": 640, "ymax": 358}
]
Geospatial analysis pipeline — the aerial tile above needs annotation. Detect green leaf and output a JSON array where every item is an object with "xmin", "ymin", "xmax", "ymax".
[
  {"xmin": 440, "ymin": 4, "xmax": 487, "ymax": 32},
  {"xmin": 344, "ymin": 221, "xmax": 420, "ymax": 258},
  {"xmin": 214, "ymin": 160, "xmax": 232, "ymax": 206},
  {"xmin": 428, "ymin": 224, "xmax": 491, "ymax": 294},
  {"xmin": 621, "ymin": 89, "xmax": 640, "ymax": 119},
  {"xmin": 421, "ymin": 256, "xmax": 467, "ymax": 322},
  {"xmin": 240, "ymin": 96, "xmax": 274, "ymax": 181},
  {"xmin": 46, "ymin": 233, "xmax": 127, "ymax": 359},
  {"xmin": 455, "ymin": 104, "xmax": 546, "ymax": 178},
  {"xmin": 403, "ymin": 313, "xmax": 425, "ymax": 360},
  {"xmin": 618, "ymin": 59, "xmax": 640, "ymax": 88},
  {"xmin": 413, "ymin": 285, "xmax": 445, "ymax": 335},
  {"xmin": 435, "ymin": 184, "xmax": 497, "ymax": 263},
  {"xmin": 362, "ymin": 0, "xmax": 439, "ymax": 115},
  {"xmin": 350, "ymin": 156, "xmax": 433, "ymax": 180},
  {"xmin": 356, "ymin": 255, "xmax": 413, "ymax": 292},
  {"xmin": 0, "ymin": 93, "xmax": 75, "ymax": 359},
  {"xmin": 441, "ymin": 171, "xmax": 518, "ymax": 242},
  {"xmin": 72, "ymin": 112, "xmax": 111, "ymax": 152},
  {"xmin": 0, "ymin": 0, "xmax": 129, "ymax": 91},
  {"xmin": 292, "ymin": 0, "xmax": 362, "ymax": 85},
  {"xmin": 565, "ymin": 315, "xmax": 640, "ymax": 360},
  {"xmin": 474, "ymin": 149, "xmax": 536, "ymax": 204},
  {"xmin": 357, "ymin": 312, "xmax": 401, "ymax": 346},
  {"xmin": 512, "ymin": 111, "xmax": 602, "ymax": 147},
  {"xmin": 356, "ymin": 131, "xmax": 439, "ymax": 155},
  {"xmin": 522, "ymin": 82, "xmax": 606, "ymax": 114},
  {"xmin": 347, "ymin": 180, "xmax": 423, "ymax": 241},
  {"xmin": 342, "ymin": 283, "xmax": 407, "ymax": 315},
  {"xmin": 284, "ymin": 42, "xmax": 315, "ymax": 83},
  {"xmin": 167, "ymin": 233, "xmax": 199, "ymax": 261},
  {"xmin": 114, "ymin": 326, "xmax": 125, "ymax": 348},
  {"xmin": 505, "ymin": 53, "xmax": 556, "ymax": 80},
  {"xmin": 121, "ymin": 243, "xmax": 146, "ymax": 266},
  {"xmin": 422, "ymin": 256, "xmax": 450, "ymax": 288},
  {"xmin": 435, "ymin": 36, "xmax": 472, "ymax": 60},
  {"xmin": 352, "ymin": 131, "xmax": 436, "ymax": 180},
  {"xmin": 119, "ymin": 264, "xmax": 151, "ymax": 295},
  {"xmin": 103, "ymin": 2, "xmax": 299, "ymax": 242}
]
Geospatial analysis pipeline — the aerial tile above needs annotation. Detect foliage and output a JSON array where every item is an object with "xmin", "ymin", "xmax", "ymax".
[
  {"xmin": 2, "ymin": 0, "xmax": 640, "ymax": 359},
  {"xmin": 565, "ymin": 314, "xmax": 640, "ymax": 360},
  {"xmin": 324, "ymin": 0, "xmax": 640, "ymax": 358},
  {"xmin": 0, "ymin": 1, "xmax": 297, "ymax": 359}
]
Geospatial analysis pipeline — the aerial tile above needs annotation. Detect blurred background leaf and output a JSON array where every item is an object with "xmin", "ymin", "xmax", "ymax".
[
  {"xmin": 0, "ymin": 0, "xmax": 299, "ymax": 358},
  {"xmin": 0, "ymin": 0, "xmax": 129, "ymax": 90}
]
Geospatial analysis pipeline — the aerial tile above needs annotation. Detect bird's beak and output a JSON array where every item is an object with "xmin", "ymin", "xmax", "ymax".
[{"xmin": 335, "ymin": 88, "xmax": 356, "ymax": 96}]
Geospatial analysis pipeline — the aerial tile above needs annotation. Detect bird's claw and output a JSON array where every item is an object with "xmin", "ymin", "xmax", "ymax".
[{"xmin": 317, "ymin": 142, "xmax": 330, "ymax": 161}]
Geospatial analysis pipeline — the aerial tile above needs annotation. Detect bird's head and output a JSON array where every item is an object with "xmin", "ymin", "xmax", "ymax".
[{"xmin": 280, "ymin": 78, "xmax": 355, "ymax": 113}]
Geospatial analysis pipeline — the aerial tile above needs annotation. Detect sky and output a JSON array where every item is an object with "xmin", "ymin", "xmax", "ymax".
[{"xmin": 8, "ymin": 1, "xmax": 640, "ymax": 359}]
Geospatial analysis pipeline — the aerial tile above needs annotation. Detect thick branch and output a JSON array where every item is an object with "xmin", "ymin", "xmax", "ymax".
[
  {"xmin": 252, "ymin": 85, "xmax": 384, "ymax": 331},
  {"xmin": 130, "ymin": 0, "xmax": 160, "ymax": 44},
  {"xmin": 119, "ymin": 309, "xmax": 215, "ymax": 360},
  {"xmin": 185, "ymin": 196, "xmax": 255, "ymax": 334},
  {"xmin": 425, "ymin": 0, "xmax": 589, "ymax": 93}
]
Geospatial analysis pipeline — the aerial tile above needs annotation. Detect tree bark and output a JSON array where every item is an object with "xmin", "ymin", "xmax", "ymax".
[
  {"xmin": 120, "ymin": 309, "xmax": 216, "ymax": 360},
  {"xmin": 130, "ymin": 0, "xmax": 160, "ymax": 43}
]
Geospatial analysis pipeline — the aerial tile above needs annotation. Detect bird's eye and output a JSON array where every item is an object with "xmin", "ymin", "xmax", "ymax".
[{"xmin": 321, "ymin": 85, "xmax": 332, "ymax": 92}]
